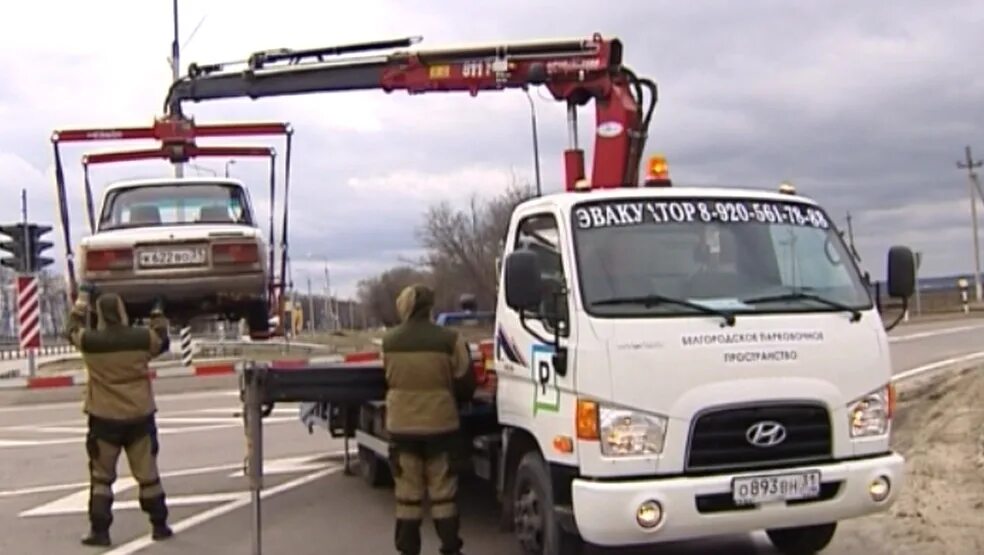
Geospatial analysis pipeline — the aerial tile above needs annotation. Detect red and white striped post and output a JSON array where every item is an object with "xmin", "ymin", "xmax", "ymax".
[{"xmin": 16, "ymin": 275, "xmax": 41, "ymax": 376}]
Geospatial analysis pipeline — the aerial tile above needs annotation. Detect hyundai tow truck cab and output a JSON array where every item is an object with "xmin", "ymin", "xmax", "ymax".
[
  {"xmin": 495, "ymin": 176, "xmax": 915, "ymax": 553},
  {"xmin": 78, "ymin": 177, "xmax": 271, "ymax": 334}
]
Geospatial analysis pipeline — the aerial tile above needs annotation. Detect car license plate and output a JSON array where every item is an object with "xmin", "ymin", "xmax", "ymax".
[
  {"xmin": 732, "ymin": 470, "xmax": 821, "ymax": 505},
  {"xmin": 138, "ymin": 247, "xmax": 207, "ymax": 268}
]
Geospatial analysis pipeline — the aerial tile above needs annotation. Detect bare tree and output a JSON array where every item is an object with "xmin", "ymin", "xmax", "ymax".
[
  {"xmin": 356, "ymin": 265, "xmax": 432, "ymax": 327},
  {"xmin": 417, "ymin": 183, "xmax": 533, "ymax": 309},
  {"xmin": 356, "ymin": 179, "xmax": 533, "ymax": 323}
]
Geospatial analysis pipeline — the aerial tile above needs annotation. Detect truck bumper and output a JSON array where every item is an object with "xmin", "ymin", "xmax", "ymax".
[{"xmin": 571, "ymin": 452, "xmax": 904, "ymax": 546}]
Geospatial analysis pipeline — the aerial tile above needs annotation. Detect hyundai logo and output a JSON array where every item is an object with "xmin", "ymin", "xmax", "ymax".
[{"xmin": 745, "ymin": 421, "xmax": 787, "ymax": 448}]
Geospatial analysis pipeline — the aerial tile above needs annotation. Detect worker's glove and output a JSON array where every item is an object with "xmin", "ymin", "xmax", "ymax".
[{"xmin": 76, "ymin": 282, "xmax": 98, "ymax": 308}]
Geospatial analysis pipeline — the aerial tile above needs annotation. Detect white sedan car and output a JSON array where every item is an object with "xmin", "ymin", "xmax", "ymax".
[{"xmin": 78, "ymin": 177, "xmax": 271, "ymax": 336}]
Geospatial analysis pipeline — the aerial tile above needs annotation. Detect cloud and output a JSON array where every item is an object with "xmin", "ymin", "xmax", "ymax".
[{"xmin": 1, "ymin": 0, "xmax": 983, "ymax": 299}]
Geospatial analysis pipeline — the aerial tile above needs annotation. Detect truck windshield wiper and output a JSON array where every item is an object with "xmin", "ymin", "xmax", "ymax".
[
  {"xmin": 592, "ymin": 294, "xmax": 736, "ymax": 327},
  {"xmin": 742, "ymin": 289, "xmax": 862, "ymax": 322}
]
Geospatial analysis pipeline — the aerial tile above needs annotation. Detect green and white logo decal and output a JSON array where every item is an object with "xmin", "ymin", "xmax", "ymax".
[{"xmin": 531, "ymin": 344, "xmax": 560, "ymax": 414}]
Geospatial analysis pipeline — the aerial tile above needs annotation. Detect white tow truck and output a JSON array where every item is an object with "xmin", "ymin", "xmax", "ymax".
[
  {"xmin": 165, "ymin": 33, "xmax": 917, "ymax": 555},
  {"xmin": 339, "ymin": 170, "xmax": 916, "ymax": 555}
]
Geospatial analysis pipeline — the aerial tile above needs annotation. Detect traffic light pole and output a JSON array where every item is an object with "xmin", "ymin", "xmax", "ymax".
[{"xmin": 20, "ymin": 190, "xmax": 36, "ymax": 378}]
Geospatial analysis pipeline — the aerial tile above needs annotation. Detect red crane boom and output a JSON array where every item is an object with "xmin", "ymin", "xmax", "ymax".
[{"xmin": 164, "ymin": 33, "xmax": 658, "ymax": 191}]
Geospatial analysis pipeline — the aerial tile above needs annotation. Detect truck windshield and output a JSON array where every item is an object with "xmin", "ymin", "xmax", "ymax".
[
  {"xmin": 572, "ymin": 197, "xmax": 872, "ymax": 318},
  {"xmin": 98, "ymin": 183, "xmax": 253, "ymax": 230}
]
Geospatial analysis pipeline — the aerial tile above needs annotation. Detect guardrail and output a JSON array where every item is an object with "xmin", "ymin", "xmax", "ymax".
[
  {"xmin": 0, "ymin": 344, "xmax": 77, "ymax": 360},
  {"xmin": 0, "ymin": 336, "xmax": 374, "ymax": 363}
]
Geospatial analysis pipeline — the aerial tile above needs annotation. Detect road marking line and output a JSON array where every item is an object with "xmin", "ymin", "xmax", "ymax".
[
  {"xmin": 19, "ymin": 478, "xmax": 139, "ymax": 517},
  {"xmin": 0, "ymin": 390, "xmax": 240, "ymax": 413},
  {"xmin": 893, "ymin": 350, "xmax": 984, "ymax": 382},
  {"xmin": 21, "ymin": 490, "xmax": 245, "ymax": 517},
  {"xmin": 0, "ymin": 449, "xmax": 353, "ymax": 498},
  {"xmin": 889, "ymin": 323, "xmax": 984, "ymax": 343},
  {"xmin": 103, "ymin": 466, "xmax": 342, "ymax": 555}
]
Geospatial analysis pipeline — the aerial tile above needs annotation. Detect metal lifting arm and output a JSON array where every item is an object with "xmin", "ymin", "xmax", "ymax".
[
  {"xmin": 164, "ymin": 33, "xmax": 658, "ymax": 191},
  {"xmin": 50, "ymin": 119, "xmax": 294, "ymax": 315}
]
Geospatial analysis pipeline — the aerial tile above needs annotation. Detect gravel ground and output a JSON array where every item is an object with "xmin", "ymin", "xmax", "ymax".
[{"xmin": 840, "ymin": 366, "xmax": 984, "ymax": 555}]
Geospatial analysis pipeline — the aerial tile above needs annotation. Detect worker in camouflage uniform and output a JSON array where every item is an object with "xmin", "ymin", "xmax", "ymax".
[
  {"xmin": 65, "ymin": 284, "xmax": 173, "ymax": 547},
  {"xmin": 383, "ymin": 284, "xmax": 476, "ymax": 555}
]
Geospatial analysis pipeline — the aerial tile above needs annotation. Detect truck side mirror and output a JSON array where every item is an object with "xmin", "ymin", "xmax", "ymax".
[
  {"xmin": 887, "ymin": 246, "xmax": 915, "ymax": 299},
  {"xmin": 504, "ymin": 249, "xmax": 543, "ymax": 311}
]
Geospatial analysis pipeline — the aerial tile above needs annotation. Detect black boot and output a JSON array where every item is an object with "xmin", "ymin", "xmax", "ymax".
[
  {"xmin": 434, "ymin": 516, "xmax": 464, "ymax": 555},
  {"xmin": 82, "ymin": 494, "xmax": 113, "ymax": 547},
  {"xmin": 395, "ymin": 518, "xmax": 422, "ymax": 555},
  {"xmin": 140, "ymin": 495, "xmax": 173, "ymax": 541},
  {"xmin": 80, "ymin": 530, "xmax": 111, "ymax": 547}
]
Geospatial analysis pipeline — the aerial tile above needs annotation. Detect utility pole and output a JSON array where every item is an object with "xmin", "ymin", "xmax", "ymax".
[
  {"xmin": 323, "ymin": 265, "xmax": 333, "ymax": 331},
  {"xmin": 957, "ymin": 145, "xmax": 983, "ymax": 302},
  {"xmin": 170, "ymin": 0, "xmax": 184, "ymax": 178},
  {"xmin": 306, "ymin": 276, "xmax": 314, "ymax": 332}
]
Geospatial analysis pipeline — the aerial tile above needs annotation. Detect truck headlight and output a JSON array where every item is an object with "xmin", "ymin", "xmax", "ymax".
[
  {"xmin": 599, "ymin": 406, "xmax": 667, "ymax": 457},
  {"xmin": 848, "ymin": 384, "xmax": 894, "ymax": 438}
]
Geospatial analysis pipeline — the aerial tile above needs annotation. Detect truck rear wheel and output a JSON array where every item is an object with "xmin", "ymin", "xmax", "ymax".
[
  {"xmin": 511, "ymin": 451, "xmax": 584, "ymax": 555},
  {"xmin": 358, "ymin": 445, "xmax": 392, "ymax": 488},
  {"xmin": 766, "ymin": 522, "xmax": 837, "ymax": 554}
]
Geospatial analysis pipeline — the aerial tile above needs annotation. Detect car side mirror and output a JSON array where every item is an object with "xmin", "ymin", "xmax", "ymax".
[
  {"xmin": 887, "ymin": 246, "xmax": 915, "ymax": 299},
  {"xmin": 504, "ymin": 249, "xmax": 543, "ymax": 311}
]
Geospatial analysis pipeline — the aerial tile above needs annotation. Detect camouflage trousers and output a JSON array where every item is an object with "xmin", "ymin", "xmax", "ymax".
[
  {"xmin": 85, "ymin": 414, "xmax": 168, "ymax": 533},
  {"xmin": 390, "ymin": 434, "xmax": 463, "ymax": 555}
]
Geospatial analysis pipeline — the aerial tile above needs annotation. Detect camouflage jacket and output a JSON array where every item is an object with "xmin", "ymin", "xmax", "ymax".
[
  {"xmin": 382, "ymin": 285, "xmax": 476, "ymax": 437},
  {"xmin": 65, "ymin": 293, "xmax": 169, "ymax": 421}
]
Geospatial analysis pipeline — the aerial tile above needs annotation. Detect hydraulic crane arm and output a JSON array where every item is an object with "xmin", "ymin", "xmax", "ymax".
[{"xmin": 165, "ymin": 33, "xmax": 657, "ymax": 191}]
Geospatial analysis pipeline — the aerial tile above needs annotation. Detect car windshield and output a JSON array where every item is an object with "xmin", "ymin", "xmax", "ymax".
[
  {"xmin": 572, "ymin": 196, "xmax": 872, "ymax": 318},
  {"xmin": 98, "ymin": 183, "xmax": 253, "ymax": 230}
]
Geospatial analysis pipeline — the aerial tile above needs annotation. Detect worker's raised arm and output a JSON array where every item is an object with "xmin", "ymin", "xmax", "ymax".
[
  {"xmin": 450, "ymin": 333, "xmax": 476, "ymax": 402},
  {"xmin": 64, "ymin": 285, "xmax": 96, "ymax": 349},
  {"xmin": 147, "ymin": 298, "xmax": 171, "ymax": 357}
]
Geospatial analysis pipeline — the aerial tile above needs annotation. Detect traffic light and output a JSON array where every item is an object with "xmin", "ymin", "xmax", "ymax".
[
  {"xmin": 27, "ymin": 224, "xmax": 53, "ymax": 272},
  {"xmin": 0, "ymin": 223, "xmax": 54, "ymax": 273}
]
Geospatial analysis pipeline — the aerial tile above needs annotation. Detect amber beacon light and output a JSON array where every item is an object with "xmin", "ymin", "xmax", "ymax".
[{"xmin": 644, "ymin": 154, "xmax": 672, "ymax": 187}]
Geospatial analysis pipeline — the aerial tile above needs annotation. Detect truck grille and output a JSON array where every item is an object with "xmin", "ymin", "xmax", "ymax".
[{"xmin": 685, "ymin": 403, "xmax": 832, "ymax": 473}]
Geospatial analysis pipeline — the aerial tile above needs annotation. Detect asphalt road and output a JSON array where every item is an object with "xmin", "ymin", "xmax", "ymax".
[{"xmin": 0, "ymin": 317, "xmax": 981, "ymax": 555}]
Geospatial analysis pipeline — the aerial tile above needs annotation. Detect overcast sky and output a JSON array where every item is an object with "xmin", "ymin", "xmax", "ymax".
[{"xmin": 0, "ymin": 0, "xmax": 982, "ymax": 298}]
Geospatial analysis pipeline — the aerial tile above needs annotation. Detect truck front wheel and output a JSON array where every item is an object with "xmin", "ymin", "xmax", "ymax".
[
  {"xmin": 766, "ymin": 522, "xmax": 837, "ymax": 554},
  {"xmin": 511, "ymin": 451, "xmax": 584, "ymax": 555}
]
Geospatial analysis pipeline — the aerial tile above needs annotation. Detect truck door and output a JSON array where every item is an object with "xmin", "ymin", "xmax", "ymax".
[{"xmin": 496, "ymin": 209, "xmax": 579, "ymax": 466}]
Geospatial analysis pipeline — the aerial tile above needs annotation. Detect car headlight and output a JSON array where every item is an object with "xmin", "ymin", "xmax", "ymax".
[
  {"xmin": 848, "ymin": 384, "xmax": 895, "ymax": 438},
  {"xmin": 598, "ymin": 405, "xmax": 667, "ymax": 457}
]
